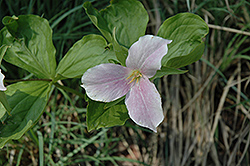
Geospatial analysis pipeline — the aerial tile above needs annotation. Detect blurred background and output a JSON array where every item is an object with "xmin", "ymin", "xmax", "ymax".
[{"xmin": 0, "ymin": 0, "xmax": 250, "ymax": 165}]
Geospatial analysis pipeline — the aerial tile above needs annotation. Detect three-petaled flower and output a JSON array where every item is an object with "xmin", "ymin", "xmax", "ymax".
[
  {"xmin": 0, "ymin": 70, "xmax": 6, "ymax": 91},
  {"xmin": 81, "ymin": 35, "xmax": 172, "ymax": 132}
]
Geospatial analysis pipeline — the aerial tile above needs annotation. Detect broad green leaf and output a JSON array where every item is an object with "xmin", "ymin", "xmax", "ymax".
[
  {"xmin": 2, "ymin": 16, "xmax": 19, "ymax": 38},
  {"xmin": 104, "ymin": 96, "xmax": 126, "ymax": 109},
  {"xmin": 157, "ymin": 13, "xmax": 209, "ymax": 68},
  {"xmin": 112, "ymin": 28, "xmax": 128, "ymax": 66},
  {"xmin": 87, "ymin": 99, "xmax": 129, "ymax": 131},
  {"xmin": 0, "ymin": 15, "xmax": 56, "ymax": 79},
  {"xmin": 0, "ymin": 45, "xmax": 11, "ymax": 116},
  {"xmin": 166, "ymin": 42, "xmax": 205, "ymax": 68},
  {"xmin": 83, "ymin": 0, "xmax": 149, "ymax": 48},
  {"xmin": 0, "ymin": 103, "xmax": 6, "ymax": 119},
  {"xmin": 0, "ymin": 81, "xmax": 52, "ymax": 148},
  {"xmin": 55, "ymin": 34, "xmax": 116, "ymax": 80},
  {"xmin": 0, "ymin": 45, "xmax": 8, "ymax": 64},
  {"xmin": 0, "ymin": 92, "xmax": 11, "ymax": 118},
  {"xmin": 151, "ymin": 67, "xmax": 188, "ymax": 80}
]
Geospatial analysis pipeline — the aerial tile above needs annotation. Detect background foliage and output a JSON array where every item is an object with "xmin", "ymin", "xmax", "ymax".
[{"xmin": 0, "ymin": 0, "xmax": 250, "ymax": 165}]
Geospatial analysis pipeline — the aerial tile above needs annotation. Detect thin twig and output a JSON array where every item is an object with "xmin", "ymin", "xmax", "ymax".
[
  {"xmin": 180, "ymin": 59, "xmax": 223, "ymax": 112},
  {"xmin": 209, "ymin": 68, "xmax": 237, "ymax": 142},
  {"xmin": 208, "ymin": 24, "xmax": 250, "ymax": 36},
  {"xmin": 236, "ymin": 131, "xmax": 250, "ymax": 166},
  {"xmin": 152, "ymin": 0, "xmax": 161, "ymax": 34}
]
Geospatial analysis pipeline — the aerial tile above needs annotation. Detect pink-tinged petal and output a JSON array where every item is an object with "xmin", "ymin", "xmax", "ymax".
[
  {"xmin": 81, "ymin": 63, "xmax": 133, "ymax": 102},
  {"xmin": 125, "ymin": 77, "xmax": 164, "ymax": 132},
  {"xmin": 0, "ymin": 70, "xmax": 6, "ymax": 91},
  {"xmin": 126, "ymin": 35, "xmax": 172, "ymax": 78}
]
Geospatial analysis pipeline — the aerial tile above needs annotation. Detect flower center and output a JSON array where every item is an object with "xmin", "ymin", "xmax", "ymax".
[{"xmin": 126, "ymin": 70, "xmax": 143, "ymax": 84}]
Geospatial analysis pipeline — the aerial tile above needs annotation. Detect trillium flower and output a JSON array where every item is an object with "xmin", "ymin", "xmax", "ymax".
[
  {"xmin": 81, "ymin": 35, "xmax": 172, "ymax": 132},
  {"xmin": 0, "ymin": 70, "xmax": 6, "ymax": 91}
]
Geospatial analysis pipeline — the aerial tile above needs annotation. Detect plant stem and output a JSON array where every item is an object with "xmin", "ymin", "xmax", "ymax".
[
  {"xmin": 5, "ymin": 78, "xmax": 52, "ymax": 83},
  {"xmin": 53, "ymin": 82, "xmax": 85, "ymax": 99}
]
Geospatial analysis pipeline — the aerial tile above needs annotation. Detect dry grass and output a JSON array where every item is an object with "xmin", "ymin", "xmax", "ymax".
[{"xmin": 131, "ymin": 0, "xmax": 250, "ymax": 165}]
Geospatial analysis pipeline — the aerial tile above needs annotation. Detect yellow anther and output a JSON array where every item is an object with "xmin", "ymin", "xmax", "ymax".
[
  {"xmin": 136, "ymin": 78, "xmax": 140, "ymax": 84},
  {"xmin": 128, "ymin": 77, "xmax": 136, "ymax": 84},
  {"xmin": 126, "ymin": 73, "xmax": 134, "ymax": 80},
  {"xmin": 126, "ymin": 70, "xmax": 142, "ymax": 84}
]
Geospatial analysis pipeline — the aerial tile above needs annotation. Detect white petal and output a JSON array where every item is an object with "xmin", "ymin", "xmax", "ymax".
[
  {"xmin": 81, "ymin": 64, "xmax": 133, "ymax": 102},
  {"xmin": 126, "ymin": 35, "xmax": 172, "ymax": 78},
  {"xmin": 125, "ymin": 77, "xmax": 164, "ymax": 132},
  {"xmin": 0, "ymin": 70, "xmax": 6, "ymax": 91}
]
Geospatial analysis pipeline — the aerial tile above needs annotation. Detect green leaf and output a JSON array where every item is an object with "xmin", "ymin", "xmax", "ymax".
[
  {"xmin": 0, "ymin": 15, "xmax": 56, "ymax": 79},
  {"xmin": 157, "ymin": 12, "xmax": 209, "ymax": 68},
  {"xmin": 2, "ymin": 16, "xmax": 19, "ymax": 38},
  {"xmin": 166, "ymin": 42, "xmax": 205, "ymax": 68},
  {"xmin": 0, "ymin": 43, "xmax": 9, "ymax": 64},
  {"xmin": 112, "ymin": 28, "xmax": 128, "ymax": 66},
  {"xmin": 0, "ymin": 103, "xmax": 6, "ymax": 119},
  {"xmin": 87, "ymin": 99, "xmax": 129, "ymax": 131},
  {"xmin": 0, "ymin": 45, "xmax": 11, "ymax": 117},
  {"xmin": 0, "ymin": 92, "xmax": 11, "ymax": 118},
  {"xmin": 0, "ymin": 81, "xmax": 52, "ymax": 148},
  {"xmin": 104, "ymin": 96, "xmax": 126, "ymax": 110},
  {"xmin": 83, "ymin": 0, "xmax": 149, "ymax": 48},
  {"xmin": 55, "ymin": 34, "xmax": 116, "ymax": 80},
  {"xmin": 151, "ymin": 67, "xmax": 188, "ymax": 80}
]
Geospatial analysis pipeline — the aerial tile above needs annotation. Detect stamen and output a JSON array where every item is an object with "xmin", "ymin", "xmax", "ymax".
[
  {"xmin": 127, "ymin": 70, "xmax": 142, "ymax": 84},
  {"xmin": 128, "ymin": 77, "xmax": 136, "ymax": 84},
  {"xmin": 136, "ymin": 78, "xmax": 140, "ymax": 84},
  {"xmin": 126, "ymin": 73, "xmax": 134, "ymax": 80}
]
